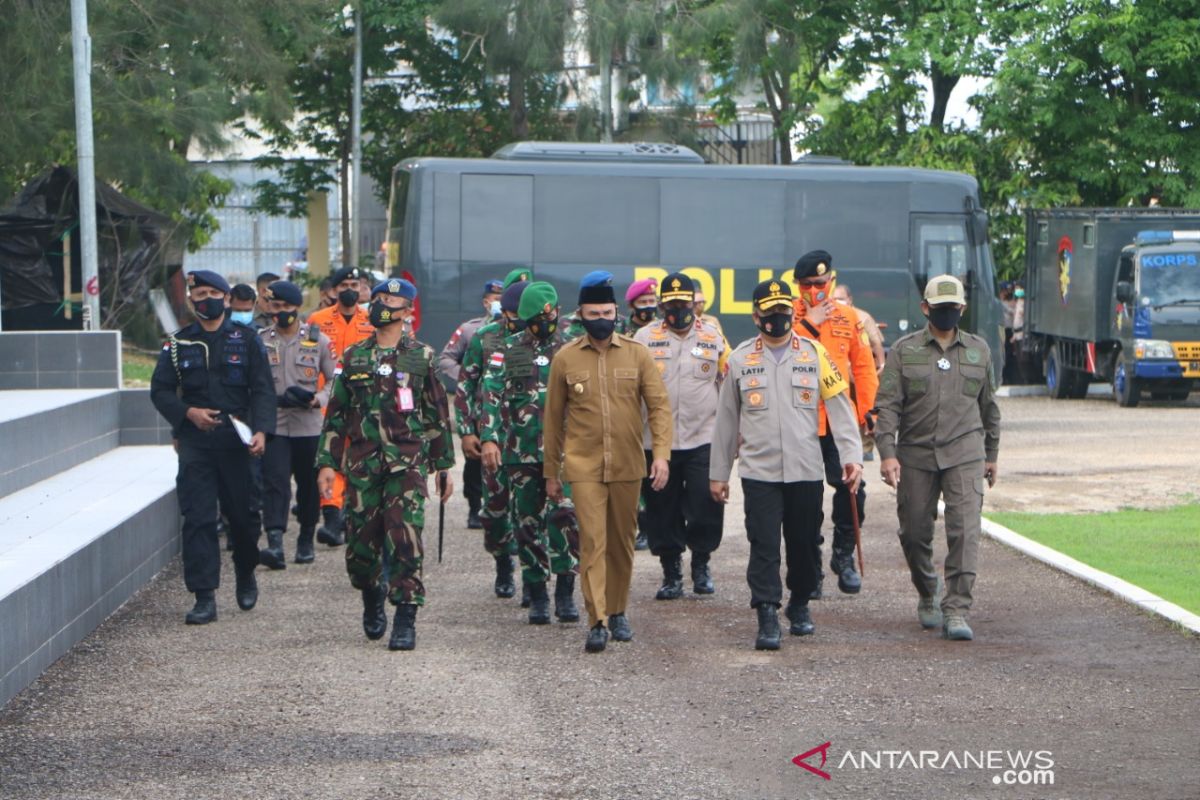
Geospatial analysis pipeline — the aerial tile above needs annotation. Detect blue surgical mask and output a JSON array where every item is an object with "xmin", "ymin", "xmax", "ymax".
[
  {"xmin": 489, "ymin": 300, "xmax": 502, "ymax": 318},
  {"xmin": 230, "ymin": 310, "xmax": 254, "ymax": 326}
]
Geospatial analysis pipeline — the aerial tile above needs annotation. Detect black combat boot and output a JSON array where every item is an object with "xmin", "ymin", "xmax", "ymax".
[
  {"xmin": 785, "ymin": 599, "xmax": 815, "ymax": 636},
  {"xmin": 493, "ymin": 554, "xmax": 516, "ymax": 598},
  {"xmin": 185, "ymin": 590, "xmax": 217, "ymax": 625},
  {"xmin": 691, "ymin": 552, "xmax": 715, "ymax": 595},
  {"xmin": 361, "ymin": 584, "xmax": 388, "ymax": 640},
  {"xmin": 294, "ymin": 525, "xmax": 316, "ymax": 564},
  {"xmin": 467, "ymin": 508, "xmax": 483, "ymax": 530},
  {"xmin": 655, "ymin": 554, "xmax": 684, "ymax": 600},
  {"xmin": 235, "ymin": 569, "xmax": 258, "ymax": 611},
  {"xmin": 810, "ymin": 573, "xmax": 824, "ymax": 600},
  {"xmin": 609, "ymin": 613, "xmax": 633, "ymax": 642},
  {"xmin": 831, "ymin": 530, "xmax": 861, "ymax": 594},
  {"xmin": 554, "ymin": 573, "xmax": 579, "ymax": 622},
  {"xmin": 754, "ymin": 604, "xmax": 781, "ymax": 651},
  {"xmin": 520, "ymin": 579, "xmax": 533, "ymax": 608},
  {"xmin": 388, "ymin": 604, "xmax": 417, "ymax": 651},
  {"xmin": 528, "ymin": 581, "xmax": 551, "ymax": 625},
  {"xmin": 585, "ymin": 622, "xmax": 609, "ymax": 653},
  {"xmin": 316, "ymin": 506, "xmax": 345, "ymax": 547},
  {"xmin": 259, "ymin": 528, "xmax": 287, "ymax": 570}
]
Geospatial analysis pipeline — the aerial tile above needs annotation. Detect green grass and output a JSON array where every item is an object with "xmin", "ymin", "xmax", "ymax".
[
  {"xmin": 989, "ymin": 505, "xmax": 1200, "ymax": 616},
  {"xmin": 122, "ymin": 348, "xmax": 159, "ymax": 386}
]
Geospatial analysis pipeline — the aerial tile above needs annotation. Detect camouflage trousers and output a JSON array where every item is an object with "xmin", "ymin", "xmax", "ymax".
[
  {"xmin": 344, "ymin": 467, "xmax": 427, "ymax": 606},
  {"xmin": 480, "ymin": 462, "xmax": 517, "ymax": 556},
  {"xmin": 508, "ymin": 464, "xmax": 580, "ymax": 584}
]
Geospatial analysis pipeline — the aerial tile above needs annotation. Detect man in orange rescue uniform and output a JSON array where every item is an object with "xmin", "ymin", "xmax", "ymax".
[
  {"xmin": 792, "ymin": 249, "xmax": 879, "ymax": 596},
  {"xmin": 307, "ymin": 266, "xmax": 376, "ymax": 546}
]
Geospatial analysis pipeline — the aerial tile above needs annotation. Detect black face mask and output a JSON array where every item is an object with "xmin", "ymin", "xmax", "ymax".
[
  {"xmin": 665, "ymin": 308, "xmax": 694, "ymax": 331},
  {"xmin": 192, "ymin": 297, "xmax": 226, "ymax": 321},
  {"xmin": 581, "ymin": 317, "xmax": 616, "ymax": 341},
  {"xmin": 927, "ymin": 305, "xmax": 963, "ymax": 331},
  {"xmin": 504, "ymin": 316, "xmax": 527, "ymax": 334},
  {"xmin": 756, "ymin": 311, "xmax": 792, "ymax": 338},
  {"xmin": 631, "ymin": 306, "xmax": 656, "ymax": 326},
  {"xmin": 338, "ymin": 288, "xmax": 359, "ymax": 308},
  {"xmin": 369, "ymin": 300, "xmax": 401, "ymax": 328},
  {"xmin": 528, "ymin": 316, "xmax": 558, "ymax": 340},
  {"xmin": 274, "ymin": 310, "xmax": 298, "ymax": 328}
]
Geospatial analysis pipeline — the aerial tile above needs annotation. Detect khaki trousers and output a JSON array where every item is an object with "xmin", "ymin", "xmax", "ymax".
[
  {"xmin": 570, "ymin": 480, "xmax": 640, "ymax": 627},
  {"xmin": 895, "ymin": 459, "xmax": 984, "ymax": 614}
]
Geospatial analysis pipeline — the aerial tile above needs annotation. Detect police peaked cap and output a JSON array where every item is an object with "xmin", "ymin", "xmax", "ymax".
[
  {"xmin": 578, "ymin": 270, "xmax": 616, "ymax": 305},
  {"xmin": 186, "ymin": 270, "xmax": 231, "ymax": 294},
  {"xmin": 753, "ymin": 279, "xmax": 794, "ymax": 312},
  {"xmin": 330, "ymin": 266, "xmax": 366, "ymax": 287},
  {"xmin": 793, "ymin": 249, "xmax": 834, "ymax": 281},
  {"xmin": 267, "ymin": 280, "xmax": 303, "ymax": 307},
  {"xmin": 501, "ymin": 281, "xmax": 528, "ymax": 313},
  {"xmin": 659, "ymin": 272, "xmax": 696, "ymax": 303},
  {"xmin": 519, "ymin": 281, "xmax": 558, "ymax": 322},
  {"xmin": 371, "ymin": 277, "xmax": 417, "ymax": 301},
  {"xmin": 503, "ymin": 267, "xmax": 533, "ymax": 289}
]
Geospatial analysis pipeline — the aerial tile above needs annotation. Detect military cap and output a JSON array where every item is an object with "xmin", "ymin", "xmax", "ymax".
[
  {"xmin": 753, "ymin": 278, "xmax": 794, "ymax": 312},
  {"xmin": 625, "ymin": 277, "xmax": 658, "ymax": 305},
  {"xmin": 578, "ymin": 270, "xmax": 616, "ymax": 305},
  {"xmin": 330, "ymin": 266, "xmax": 366, "ymax": 287},
  {"xmin": 483, "ymin": 279, "xmax": 504, "ymax": 296},
  {"xmin": 793, "ymin": 249, "xmax": 834, "ymax": 282},
  {"xmin": 519, "ymin": 281, "xmax": 558, "ymax": 321},
  {"xmin": 501, "ymin": 280, "xmax": 529, "ymax": 313},
  {"xmin": 266, "ymin": 280, "xmax": 303, "ymax": 307},
  {"xmin": 503, "ymin": 267, "xmax": 533, "ymax": 289},
  {"xmin": 659, "ymin": 272, "xmax": 695, "ymax": 303},
  {"xmin": 924, "ymin": 274, "xmax": 966, "ymax": 305},
  {"xmin": 371, "ymin": 277, "xmax": 417, "ymax": 301},
  {"xmin": 186, "ymin": 270, "xmax": 231, "ymax": 294}
]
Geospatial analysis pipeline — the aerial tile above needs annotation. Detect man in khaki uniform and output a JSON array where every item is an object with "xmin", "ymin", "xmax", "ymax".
[
  {"xmin": 875, "ymin": 275, "xmax": 1001, "ymax": 642},
  {"xmin": 544, "ymin": 270, "xmax": 673, "ymax": 653},
  {"xmin": 633, "ymin": 272, "xmax": 727, "ymax": 598},
  {"xmin": 710, "ymin": 279, "xmax": 863, "ymax": 650}
]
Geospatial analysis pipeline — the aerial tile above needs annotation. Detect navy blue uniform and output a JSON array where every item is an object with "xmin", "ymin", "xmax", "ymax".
[{"xmin": 151, "ymin": 319, "xmax": 276, "ymax": 592}]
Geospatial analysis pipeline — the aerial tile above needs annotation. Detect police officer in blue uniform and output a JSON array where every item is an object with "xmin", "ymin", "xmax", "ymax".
[{"xmin": 151, "ymin": 270, "xmax": 277, "ymax": 624}]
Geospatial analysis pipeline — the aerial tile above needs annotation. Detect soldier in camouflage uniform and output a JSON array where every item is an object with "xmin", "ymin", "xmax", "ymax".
[
  {"xmin": 561, "ymin": 271, "xmax": 632, "ymax": 341},
  {"xmin": 455, "ymin": 268, "xmax": 531, "ymax": 600},
  {"xmin": 479, "ymin": 282, "xmax": 581, "ymax": 625},
  {"xmin": 317, "ymin": 278, "xmax": 454, "ymax": 652}
]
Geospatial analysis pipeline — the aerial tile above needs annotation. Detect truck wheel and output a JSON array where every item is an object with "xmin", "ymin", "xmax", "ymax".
[
  {"xmin": 1112, "ymin": 354, "xmax": 1140, "ymax": 407},
  {"xmin": 1045, "ymin": 345, "xmax": 1073, "ymax": 400}
]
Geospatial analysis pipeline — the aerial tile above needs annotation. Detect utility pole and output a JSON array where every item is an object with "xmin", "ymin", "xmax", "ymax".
[
  {"xmin": 71, "ymin": 0, "xmax": 100, "ymax": 329},
  {"xmin": 350, "ymin": 3, "xmax": 364, "ymax": 269}
]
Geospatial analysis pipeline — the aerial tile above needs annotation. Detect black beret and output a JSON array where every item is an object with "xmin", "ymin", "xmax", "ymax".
[
  {"xmin": 186, "ymin": 270, "xmax": 231, "ymax": 294},
  {"xmin": 267, "ymin": 280, "xmax": 303, "ymax": 306},
  {"xmin": 501, "ymin": 281, "xmax": 528, "ymax": 313},
  {"xmin": 330, "ymin": 267, "xmax": 366, "ymax": 286},
  {"xmin": 793, "ymin": 249, "xmax": 834, "ymax": 281}
]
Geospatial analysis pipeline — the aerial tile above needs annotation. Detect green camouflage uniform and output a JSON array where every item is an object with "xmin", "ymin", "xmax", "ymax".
[
  {"xmin": 454, "ymin": 319, "xmax": 517, "ymax": 557},
  {"xmin": 317, "ymin": 335, "xmax": 454, "ymax": 606},
  {"xmin": 561, "ymin": 309, "xmax": 630, "ymax": 342},
  {"xmin": 479, "ymin": 328, "xmax": 580, "ymax": 584}
]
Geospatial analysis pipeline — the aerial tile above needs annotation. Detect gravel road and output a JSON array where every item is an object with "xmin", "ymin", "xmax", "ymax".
[{"xmin": 1, "ymin": 395, "xmax": 1197, "ymax": 799}]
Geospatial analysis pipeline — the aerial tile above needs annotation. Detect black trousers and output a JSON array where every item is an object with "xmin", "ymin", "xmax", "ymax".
[
  {"xmin": 463, "ymin": 455, "xmax": 483, "ymax": 513},
  {"xmin": 643, "ymin": 445, "xmax": 724, "ymax": 559},
  {"xmin": 741, "ymin": 478, "xmax": 824, "ymax": 608},
  {"xmin": 262, "ymin": 435, "xmax": 320, "ymax": 531},
  {"xmin": 817, "ymin": 433, "xmax": 866, "ymax": 565},
  {"xmin": 177, "ymin": 441, "xmax": 261, "ymax": 592}
]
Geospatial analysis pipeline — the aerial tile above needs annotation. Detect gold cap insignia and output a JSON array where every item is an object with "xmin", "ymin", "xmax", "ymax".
[
  {"xmin": 817, "ymin": 263, "xmax": 827, "ymax": 275},
  {"xmin": 769, "ymin": 282, "xmax": 780, "ymax": 292},
  {"xmin": 387, "ymin": 279, "xmax": 401, "ymax": 293},
  {"xmin": 672, "ymin": 278, "xmax": 681, "ymax": 289}
]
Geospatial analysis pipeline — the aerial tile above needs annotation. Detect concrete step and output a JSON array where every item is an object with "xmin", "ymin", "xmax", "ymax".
[
  {"xmin": 0, "ymin": 446, "xmax": 178, "ymax": 707},
  {"xmin": 0, "ymin": 389, "xmax": 120, "ymax": 500}
]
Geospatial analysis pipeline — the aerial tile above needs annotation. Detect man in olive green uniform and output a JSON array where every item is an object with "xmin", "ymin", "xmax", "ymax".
[
  {"xmin": 317, "ymin": 278, "xmax": 455, "ymax": 652},
  {"xmin": 874, "ymin": 275, "xmax": 1001, "ymax": 642},
  {"xmin": 455, "ymin": 268, "xmax": 531, "ymax": 599},
  {"xmin": 479, "ymin": 282, "xmax": 580, "ymax": 625}
]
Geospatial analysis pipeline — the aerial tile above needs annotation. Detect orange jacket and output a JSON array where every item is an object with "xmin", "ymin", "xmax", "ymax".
[
  {"xmin": 793, "ymin": 298, "xmax": 878, "ymax": 435},
  {"xmin": 307, "ymin": 304, "xmax": 375, "ymax": 388}
]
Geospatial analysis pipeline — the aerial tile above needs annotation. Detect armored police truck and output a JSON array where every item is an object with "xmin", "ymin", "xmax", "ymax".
[
  {"xmin": 1021, "ymin": 208, "xmax": 1200, "ymax": 406},
  {"xmin": 384, "ymin": 141, "xmax": 1004, "ymax": 374}
]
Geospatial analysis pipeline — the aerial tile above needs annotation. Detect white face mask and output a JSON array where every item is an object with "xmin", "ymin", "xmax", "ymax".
[
  {"xmin": 489, "ymin": 300, "xmax": 502, "ymax": 318},
  {"xmin": 359, "ymin": 302, "xmax": 369, "ymax": 311}
]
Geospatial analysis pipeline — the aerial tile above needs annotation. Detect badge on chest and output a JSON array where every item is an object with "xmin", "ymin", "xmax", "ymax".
[
  {"xmin": 397, "ymin": 386, "xmax": 414, "ymax": 411},
  {"xmin": 937, "ymin": 358, "xmax": 951, "ymax": 371}
]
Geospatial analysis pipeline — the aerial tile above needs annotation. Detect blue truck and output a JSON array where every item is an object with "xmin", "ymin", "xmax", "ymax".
[{"xmin": 1021, "ymin": 208, "xmax": 1200, "ymax": 406}]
